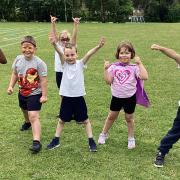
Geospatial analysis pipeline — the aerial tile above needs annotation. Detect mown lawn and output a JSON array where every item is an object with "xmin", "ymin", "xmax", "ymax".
[{"xmin": 0, "ymin": 22, "xmax": 180, "ymax": 179}]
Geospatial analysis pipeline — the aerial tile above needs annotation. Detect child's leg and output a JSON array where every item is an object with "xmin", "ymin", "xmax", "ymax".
[
  {"xmin": 98, "ymin": 111, "xmax": 119, "ymax": 144},
  {"xmin": 158, "ymin": 107, "xmax": 180, "ymax": 155},
  {"xmin": 102, "ymin": 111, "xmax": 119, "ymax": 134},
  {"xmin": 83, "ymin": 119, "xmax": 93, "ymax": 138},
  {"xmin": 125, "ymin": 113, "xmax": 134, "ymax": 138},
  {"xmin": 55, "ymin": 119, "xmax": 65, "ymax": 137},
  {"xmin": 46, "ymin": 119, "xmax": 65, "ymax": 150},
  {"xmin": 20, "ymin": 108, "xmax": 31, "ymax": 131},
  {"xmin": 83, "ymin": 119, "xmax": 97, "ymax": 152},
  {"xmin": 28, "ymin": 111, "xmax": 41, "ymax": 141},
  {"xmin": 125, "ymin": 113, "xmax": 135, "ymax": 149},
  {"xmin": 21, "ymin": 108, "xmax": 30, "ymax": 122}
]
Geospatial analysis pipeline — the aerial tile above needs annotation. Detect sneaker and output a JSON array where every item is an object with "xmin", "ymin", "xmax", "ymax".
[
  {"xmin": 98, "ymin": 133, "xmax": 108, "ymax": 144},
  {"xmin": 154, "ymin": 151, "xmax": 165, "ymax": 168},
  {"xmin": 46, "ymin": 137, "xmax": 60, "ymax": 150},
  {"xmin": 128, "ymin": 138, "xmax": 135, "ymax": 149},
  {"xmin": 20, "ymin": 122, "xmax": 31, "ymax": 131},
  {"xmin": 89, "ymin": 138, "xmax": 97, "ymax": 152},
  {"xmin": 29, "ymin": 141, "xmax": 42, "ymax": 154}
]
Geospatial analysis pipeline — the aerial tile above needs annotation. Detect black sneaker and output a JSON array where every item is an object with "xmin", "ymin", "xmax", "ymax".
[
  {"xmin": 29, "ymin": 141, "xmax": 42, "ymax": 154},
  {"xmin": 20, "ymin": 122, "xmax": 31, "ymax": 131},
  {"xmin": 46, "ymin": 137, "xmax": 60, "ymax": 150},
  {"xmin": 154, "ymin": 151, "xmax": 165, "ymax": 168},
  {"xmin": 89, "ymin": 138, "xmax": 97, "ymax": 152}
]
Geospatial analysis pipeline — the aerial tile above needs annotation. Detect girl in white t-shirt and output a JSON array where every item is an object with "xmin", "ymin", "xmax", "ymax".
[{"xmin": 98, "ymin": 41, "xmax": 148, "ymax": 149}]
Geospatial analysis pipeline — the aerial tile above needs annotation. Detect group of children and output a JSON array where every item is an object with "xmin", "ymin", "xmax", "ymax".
[{"xmin": 1, "ymin": 17, "xmax": 179, "ymax": 168}]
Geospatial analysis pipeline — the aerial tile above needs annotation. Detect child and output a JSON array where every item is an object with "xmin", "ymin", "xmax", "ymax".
[
  {"xmin": 47, "ymin": 33, "xmax": 105, "ymax": 152},
  {"xmin": 0, "ymin": 48, "xmax": 7, "ymax": 64},
  {"xmin": 7, "ymin": 36, "xmax": 47, "ymax": 153},
  {"xmin": 50, "ymin": 15, "xmax": 80, "ymax": 117},
  {"xmin": 98, "ymin": 41, "xmax": 148, "ymax": 149},
  {"xmin": 151, "ymin": 44, "xmax": 180, "ymax": 167}
]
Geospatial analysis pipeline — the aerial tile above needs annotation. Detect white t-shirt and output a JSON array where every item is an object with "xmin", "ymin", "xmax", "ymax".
[
  {"xmin": 60, "ymin": 59, "xmax": 87, "ymax": 97},
  {"xmin": 54, "ymin": 42, "xmax": 64, "ymax": 72}
]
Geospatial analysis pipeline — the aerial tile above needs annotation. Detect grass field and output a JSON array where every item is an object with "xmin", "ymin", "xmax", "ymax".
[{"xmin": 0, "ymin": 22, "xmax": 180, "ymax": 179}]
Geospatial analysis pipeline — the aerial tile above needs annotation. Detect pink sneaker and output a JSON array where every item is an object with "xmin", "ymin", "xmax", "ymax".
[
  {"xmin": 98, "ymin": 133, "xmax": 108, "ymax": 144},
  {"xmin": 128, "ymin": 138, "xmax": 135, "ymax": 149}
]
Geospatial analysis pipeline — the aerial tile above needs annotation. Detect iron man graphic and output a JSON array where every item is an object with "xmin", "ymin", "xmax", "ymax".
[{"xmin": 18, "ymin": 68, "xmax": 39, "ymax": 96}]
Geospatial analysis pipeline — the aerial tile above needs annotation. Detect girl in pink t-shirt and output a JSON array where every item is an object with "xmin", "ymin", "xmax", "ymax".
[{"xmin": 98, "ymin": 41, "xmax": 148, "ymax": 149}]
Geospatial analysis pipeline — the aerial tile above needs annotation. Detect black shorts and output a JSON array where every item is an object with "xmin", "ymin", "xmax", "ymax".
[
  {"xmin": 110, "ymin": 94, "xmax": 136, "ymax": 114},
  {"xmin": 59, "ymin": 96, "xmax": 88, "ymax": 122},
  {"xmin": 56, "ymin": 72, "xmax": 63, "ymax": 89},
  {"xmin": 18, "ymin": 93, "xmax": 42, "ymax": 111}
]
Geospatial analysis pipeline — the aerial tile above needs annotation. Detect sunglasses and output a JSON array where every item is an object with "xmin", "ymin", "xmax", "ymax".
[{"xmin": 60, "ymin": 38, "xmax": 70, "ymax": 42}]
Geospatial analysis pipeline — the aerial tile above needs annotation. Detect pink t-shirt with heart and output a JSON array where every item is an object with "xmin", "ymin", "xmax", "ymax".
[{"xmin": 108, "ymin": 63, "xmax": 139, "ymax": 98}]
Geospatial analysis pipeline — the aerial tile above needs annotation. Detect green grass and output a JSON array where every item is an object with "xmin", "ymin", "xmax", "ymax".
[{"xmin": 0, "ymin": 22, "xmax": 180, "ymax": 179}]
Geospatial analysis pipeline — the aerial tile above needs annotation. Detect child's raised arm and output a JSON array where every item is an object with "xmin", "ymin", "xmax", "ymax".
[
  {"xmin": 104, "ymin": 60, "xmax": 113, "ymax": 85},
  {"xmin": 82, "ymin": 37, "xmax": 105, "ymax": 64},
  {"xmin": 50, "ymin": 15, "xmax": 58, "ymax": 43},
  {"xmin": 71, "ymin": 17, "xmax": 81, "ymax": 46},
  {"xmin": 151, "ymin": 44, "xmax": 180, "ymax": 64},
  {"xmin": 49, "ymin": 32, "xmax": 65, "ymax": 65},
  {"xmin": 135, "ymin": 56, "xmax": 148, "ymax": 80}
]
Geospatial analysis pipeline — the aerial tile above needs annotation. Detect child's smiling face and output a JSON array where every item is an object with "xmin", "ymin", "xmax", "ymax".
[
  {"xmin": 21, "ymin": 42, "xmax": 36, "ymax": 60},
  {"xmin": 118, "ymin": 47, "xmax": 132, "ymax": 64},
  {"xmin": 64, "ymin": 47, "xmax": 77, "ymax": 64}
]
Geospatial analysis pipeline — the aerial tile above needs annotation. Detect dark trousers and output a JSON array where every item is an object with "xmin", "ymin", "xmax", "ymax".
[{"xmin": 158, "ymin": 107, "xmax": 180, "ymax": 155}]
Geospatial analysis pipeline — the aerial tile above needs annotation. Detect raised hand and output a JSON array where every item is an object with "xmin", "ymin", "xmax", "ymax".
[
  {"xmin": 50, "ymin": 15, "xmax": 58, "ymax": 23},
  {"xmin": 104, "ymin": 60, "xmax": 110, "ymax": 70},
  {"xmin": 98, "ymin": 37, "xmax": 106, "ymax": 48},
  {"xmin": 72, "ymin": 17, "xmax": 81, "ymax": 24},
  {"xmin": 134, "ymin": 56, "xmax": 142, "ymax": 65},
  {"xmin": 151, "ymin": 44, "xmax": 161, "ymax": 50}
]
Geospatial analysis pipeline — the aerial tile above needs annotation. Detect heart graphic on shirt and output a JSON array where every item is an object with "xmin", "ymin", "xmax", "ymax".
[{"xmin": 115, "ymin": 69, "xmax": 131, "ymax": 84}]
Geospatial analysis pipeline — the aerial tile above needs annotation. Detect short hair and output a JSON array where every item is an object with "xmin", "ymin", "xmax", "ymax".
[
  {"xmin": 64, "ymin": 42, "xmax": 77, "ymax": 53},
  {"xmin": 21, "ymin": 36, "xmax": 36, "ymax": 47},
  {"xmin": 115, "ymin": 41, "xmax": 135, "ymax": 59}
]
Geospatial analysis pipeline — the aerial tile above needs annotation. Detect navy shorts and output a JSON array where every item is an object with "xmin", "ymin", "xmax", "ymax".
[
  {"xmin": 56, "ymin": 72, "xmax": 63, "ymax": 89},
  {"xmin": 110, "ymin": 94, "xmax": 136, "ymax": 114},
  {"xmin": 59, "ymin": 96, "xmax": 88, "ymax": 122},
  {"xmin": 18, "ymin": 93, "xmax": 42, "ymax": 111}
]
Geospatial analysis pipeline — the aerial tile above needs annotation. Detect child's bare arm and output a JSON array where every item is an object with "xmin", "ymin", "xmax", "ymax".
[
  {"xmin": 71, "ymin": 17, "xmax": 81, "ymax": 46},
  {"xmin": 49, "ymin": 32, "xmax": 65, "ymax": 64},
  {"xmin": 50, "ymin": 15, "xmax": 58, "ymax": 42},
  {"xmin": 104, "ymin": 60, "xmax": 113, "ymax": 85},
  {"xmin": 0, "ymin": 49, "xmax": 7, "ymax": 64},
  {"xmin": 7, "ymin": 71, "xmax": 18, "ymax": 95},
  {"xmin": 135, "ymin": 56, "xmax": 148, "ymax": 80},
  {"xmin": 151, "ymin": 44, "xmax": 180, "ymax": 64},
  {"xmin": 82, "ymin": 37, "xmax": 105, "ymax": 64},
  {"xmin": 39, "ymin": 76, "xmax": 47, "ymax": 103}
]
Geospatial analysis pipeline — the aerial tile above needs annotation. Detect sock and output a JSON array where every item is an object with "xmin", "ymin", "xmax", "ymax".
[
  {"xmin": 88, "ymin": 137, "xmax": 94, "ymax": 144},
  {"xmin": 33, "ymin": 140, "xmax": 40, "ymax": 144}
]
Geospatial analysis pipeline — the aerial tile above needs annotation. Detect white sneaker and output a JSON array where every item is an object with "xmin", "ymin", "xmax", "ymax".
[
  {"xmin": 128, "ymin": 138, "xmax": 135, "ymax": 149},
  {"xmin": 98, "ymin": 133, "xmax": 108, "ymax": 144}
]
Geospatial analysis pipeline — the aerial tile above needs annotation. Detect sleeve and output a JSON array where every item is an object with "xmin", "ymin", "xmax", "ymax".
[
  {"xmin": 80, "ymin": 59, "xmax": 87, "ymax": 69},
  {"xmin": 12, "ymin": 57, "xmax": 18, "ymax": 72},
  {"xmin": 38, "ymin": 61, "xmax": 47, "ymax": 77}
]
